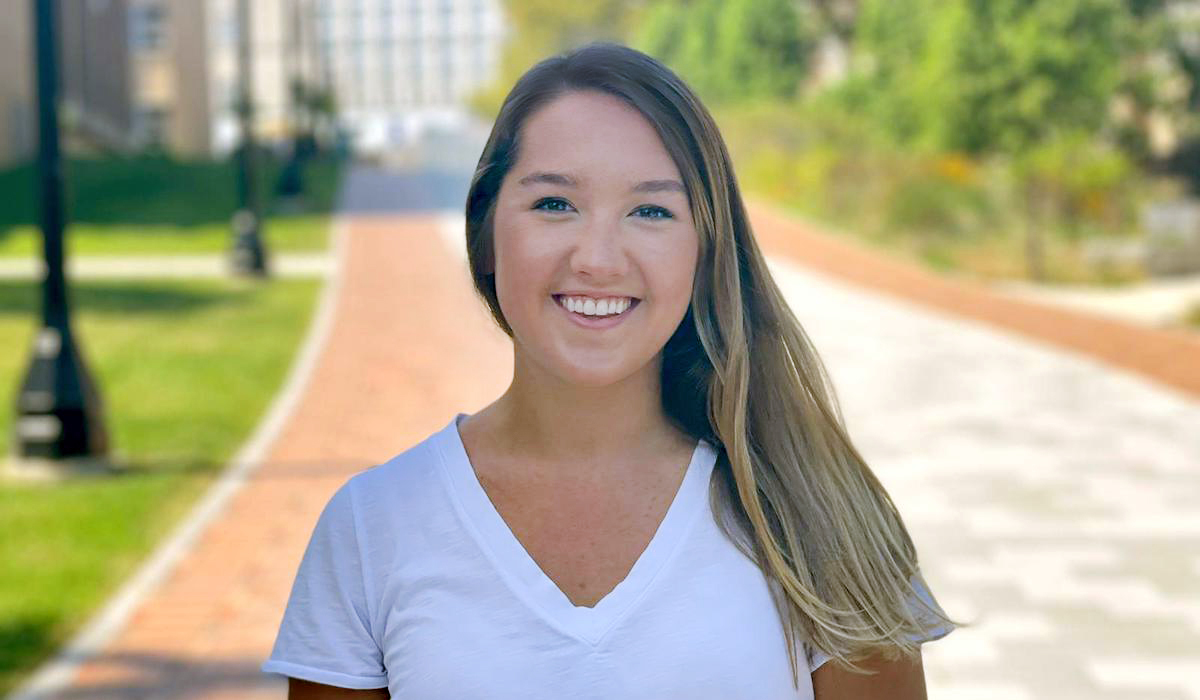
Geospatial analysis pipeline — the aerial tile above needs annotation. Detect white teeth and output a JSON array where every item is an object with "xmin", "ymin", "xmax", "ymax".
[{"xmin": 558, "ymin": 295, "xmax": 633, "ymax": 317}]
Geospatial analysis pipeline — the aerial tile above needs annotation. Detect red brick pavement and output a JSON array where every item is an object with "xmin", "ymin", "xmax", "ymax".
[{"xmin": 36, "ymin": 203, "xmax": 1200, "ymax": 699}]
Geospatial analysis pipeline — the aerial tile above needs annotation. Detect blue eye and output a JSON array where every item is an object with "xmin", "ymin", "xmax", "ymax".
[
  {"xmin": 633, "ymin": 205, "xmax": 673, "ymax": 220},
  {"xmin": 532, "ymin": 197, "xmax": 573, "ymax": 213}
]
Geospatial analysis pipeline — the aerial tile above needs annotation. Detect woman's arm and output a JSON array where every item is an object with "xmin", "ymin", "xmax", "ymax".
[
  {"xmin": 811, "ymin": 650, "xmax": 928, "ymax": 700},
  {"xmin": 288, "ymin": 678, "xmax": 390, "ymax": 699}
]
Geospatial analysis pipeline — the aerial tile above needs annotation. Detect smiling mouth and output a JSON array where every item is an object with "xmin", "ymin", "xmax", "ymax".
[{"xmin": 552, "ymin": 295, "xmax": 641, "ymax": 320}]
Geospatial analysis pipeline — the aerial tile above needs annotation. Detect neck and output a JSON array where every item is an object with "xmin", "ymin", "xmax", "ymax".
[{"xmin": 478, "ymin": 352, "xmax": 687, "ymax": 469}]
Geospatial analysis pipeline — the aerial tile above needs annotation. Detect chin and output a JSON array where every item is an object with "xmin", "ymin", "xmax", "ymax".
[
  {"xmin": 558, "ymin": 369, "xmax": 628, "ymax": 388},
  {"xmin": 555, "ymin": 361, "xmax": 641, "ymax": 389}
]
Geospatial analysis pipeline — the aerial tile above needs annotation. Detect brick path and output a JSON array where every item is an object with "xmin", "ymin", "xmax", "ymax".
[{"xmin": 14, "ymin": 179, "xmax": 1199, "ymax": 698}]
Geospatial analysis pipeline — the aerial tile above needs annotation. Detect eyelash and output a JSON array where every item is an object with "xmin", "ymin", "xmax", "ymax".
[{"xmin": 532, "ymin": 197, "xmax": 674, "ymax": 220}]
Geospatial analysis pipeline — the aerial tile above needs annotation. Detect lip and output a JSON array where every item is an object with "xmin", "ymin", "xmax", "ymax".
[
  {"xmin": 552, "ymin": 294, "xmax": 640, "ymax": 329},
  {"xmin": 556, "ymin": 291, "xmax": 641, "ymax": 300}
]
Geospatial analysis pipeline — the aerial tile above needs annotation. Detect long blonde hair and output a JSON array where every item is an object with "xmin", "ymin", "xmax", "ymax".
[{"xmin": 464, "ymin": 42, "xmax": 959, "ymax": 682}]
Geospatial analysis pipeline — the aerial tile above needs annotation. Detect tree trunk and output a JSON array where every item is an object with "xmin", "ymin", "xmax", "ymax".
[{"xmin": 1025, "ymin": 183, "xmax": 1046, "ymax": 282}]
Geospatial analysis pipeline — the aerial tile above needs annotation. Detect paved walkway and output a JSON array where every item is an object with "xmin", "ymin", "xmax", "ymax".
[
  {"xmin": 994, "ymin": 274, "xmax": 1200, "ymax": 328},
  {"xmin": 9, "ymin": 172, "xmax": 1199, "ymax": 699},
  {"xmin": 766, "ymin": 254, "xmax": 1200, "ymax": 700},
  {"xmin": 748, "ymin": 202, "xmax": 1200, "ymax": 399},
  {"xmin": 0, "ymin": 253, "xmax": 334, "ymax": 280}
]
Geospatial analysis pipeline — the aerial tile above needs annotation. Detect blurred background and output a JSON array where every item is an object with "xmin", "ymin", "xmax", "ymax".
[{"xmin": 0, "ymin": 1, "xmax": 1198, "ymax": 699}]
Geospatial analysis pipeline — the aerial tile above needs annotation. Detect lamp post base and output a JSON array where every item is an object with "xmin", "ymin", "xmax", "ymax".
[
  {"xmin": 231, "ymin": 209, "xmax": 268, "ymax": 276},
  {"xmin": 1, "ymin": 453, "xmax": 121, "ymax": 482},
  {"xmin": 14, "ymin": 325, "xmax": 110, "ymax": 461}
]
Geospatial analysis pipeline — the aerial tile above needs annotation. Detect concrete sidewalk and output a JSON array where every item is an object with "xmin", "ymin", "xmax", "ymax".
[
  {"xmin": 0, "ymin": 253, "xmax": 334, "ymax": 280},
  {"xmin": 993, "ymin": 274, "xmax": 1200, "ymax": 328}
]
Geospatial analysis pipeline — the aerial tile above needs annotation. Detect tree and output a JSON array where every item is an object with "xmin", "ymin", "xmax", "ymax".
[
  {"xmin": 852, "ymin": 0, "xmax": 1134, "ymax": 155},
  {"xmin": 847, "ymin": 0, "xmax": 1140, "ymax": 279},
  {"xmin": 468, "ymin": 0, "xmax": 640, "ymax": 116},
  {"xmin": 633, "ymin": 0, "xmax": 814, "ymax": 104},
  {"xmin": 714, "ymin": 0, "xmax": 812, "ymax": 101},
  {"xmin": 810, "ymin": 0, "xmax": 860, "ymax": 45}
]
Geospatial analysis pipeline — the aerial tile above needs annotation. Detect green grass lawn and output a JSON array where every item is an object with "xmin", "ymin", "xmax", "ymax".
[
  {"xmin": 0, "ymin": 154, "xmax": 341, "ymax": 256},
  {"xmin": 0, "ymin": 150, "xmax": 341, "ymax": 694},
  {"xmin": 0, "ymin": 275, "xmax": 322, "ymax": 695}
]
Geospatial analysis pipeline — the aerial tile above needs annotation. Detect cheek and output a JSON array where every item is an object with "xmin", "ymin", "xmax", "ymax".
[
  {"xmin": 492, "ymin": 222, "xmax": 557, "ymax": 312},
  {"xmin": 657, "ymin": 234, "xmax": 700, "ymax": 308}
]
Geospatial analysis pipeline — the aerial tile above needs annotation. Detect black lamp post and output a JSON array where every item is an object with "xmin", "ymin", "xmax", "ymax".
[
  {"xmin": 231, "ymin": 0, "xmax": 268, "ymax": 276},
  {"xmin": 276, "ymin": 0, "xmax": 307, "ymax": 199},
  {"xmin": 12, "ymin": 0, "xmax": 109, "ymax": 472}
]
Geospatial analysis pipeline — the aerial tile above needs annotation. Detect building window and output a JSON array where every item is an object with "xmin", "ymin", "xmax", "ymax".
[
  {"xmin": 381, "ymin": 0, "xmax": 394, "ymax": 29},
  {"xmin": 217, "ymin": 7, "xmax": 238, "ymax": 48},
  {"xmin": 134, "ymin": 105, "xmax": 170, "ymax": 146},
  {"xmin": 129, "ymin": 2, "xmax": 168, "ymax": 51}
]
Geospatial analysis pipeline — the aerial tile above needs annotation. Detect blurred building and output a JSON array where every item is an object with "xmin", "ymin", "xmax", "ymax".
[
  {"xmin": 60, "ymin": 0, "xmax": 137, "ymax": 151},
  {"xmin": 0, "ymin": 0, "xmax": 136, "ymax": 168},
  {"xmin": 0, "ymin": 3, "xmax": 35, "ymax": 168},
  {"xmin": 127, "ymin": 0, "xmax": 306, "ymax": 156},
  {"xmin": 128, "ymin": 0, "xmax": 508, "ymax": 156},
  {"xmin": 312, "ymin": 0, "xmax": 506, "ymax": 153},
  {"xmin": 128, "ymin": 0, "xmax": 508, "ymax": 157},
  {"xmin": 128, "ymin": 0, "xmax": 204, "ymax": 153},
  {"xmin": 0, "ymin": 0, "xmax": 506, "ymax": 165}
]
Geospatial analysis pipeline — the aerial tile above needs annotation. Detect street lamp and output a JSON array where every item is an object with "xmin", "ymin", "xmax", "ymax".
[
  {"xmin": 10, "ymin": 0, "xmax": 110, "ymax": 477},
  {"xmin": 277, "ymin": 0, "xmax": 308, "ymax": 200},
  {"xmin": 231, "ymin": 0, "xmax": 269, "ymax": 276}
]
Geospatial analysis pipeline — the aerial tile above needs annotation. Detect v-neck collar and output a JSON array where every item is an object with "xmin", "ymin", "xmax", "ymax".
[{"xmin": 435, "ymin": 412, "xmax": 718, "ymax": 646}]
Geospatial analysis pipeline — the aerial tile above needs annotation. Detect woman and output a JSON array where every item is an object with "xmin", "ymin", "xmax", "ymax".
[{"xmin": 263, "ymin": 42, "xmax": 957, "ymax": 699}]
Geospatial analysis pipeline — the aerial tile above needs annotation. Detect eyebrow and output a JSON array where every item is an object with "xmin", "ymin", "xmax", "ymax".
[{"xmin": 517, "ymin": 171, "xmax": 685, "ymax": 194}]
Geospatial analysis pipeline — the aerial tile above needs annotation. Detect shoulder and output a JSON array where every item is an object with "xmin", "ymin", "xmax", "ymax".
[
  {"xmin": 345, "ymin": 418, "xmax": 458, "ymax": 505},
  {"xmin": 319, "ymin": 417, "xmax": 461, "ymax": 552}
]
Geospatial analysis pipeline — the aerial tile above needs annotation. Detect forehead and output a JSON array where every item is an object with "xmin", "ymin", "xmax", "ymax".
[{"xmin": 512, "ymin": 91, "xmax": 681, "ymax": 182}]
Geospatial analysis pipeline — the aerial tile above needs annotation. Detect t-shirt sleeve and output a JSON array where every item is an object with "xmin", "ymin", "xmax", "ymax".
[
  {"xmin": 261, "ymin": 479, "xmax": 388, "ymax": 689},
  {"xmin": 806, "ymin": 574, "xmax": 954, "ymax": 674}
]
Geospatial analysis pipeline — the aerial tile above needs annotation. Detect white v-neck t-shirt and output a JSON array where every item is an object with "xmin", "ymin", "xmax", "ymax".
[{"xmin": 262, "ymin": 414, "xmax": 950, "ymax": 698}]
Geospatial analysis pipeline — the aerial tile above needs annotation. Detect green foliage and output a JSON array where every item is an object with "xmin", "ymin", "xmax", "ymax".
[
  {"xmin": 719, "ymin": 98, "xmax": 1147, "ymax": 282},
  {"xmin": 851, "ymin": 0, "xmax": 1134, "ymax": 155},
  {"xmin": 640, "ymin": 0, "xmax": 724, "ymax": 98},
  {"xmin": 0, "ymin": 155, "xmax": 342, "ymax": 256},
  {"xmin": 470, "ymin": 0, "xmax": 1188, "ymax": 283},
  {"xmin": 633, "ymin": 0, "xmax": 814, "ymax": 104},
  {"xmin": 467, "ymin": 0, "xmax": 640, "ymax": 116},
  {"xmin": 1013, "ymin": 132, "xmax": 1139, "ymax": 238},
  {"xmin": 882, "ymin": 159, "xmax": 994, "ymax": 239},
  {"xmin": 0, "ymin": 153, "xmax": 341, "ymax": 228}
]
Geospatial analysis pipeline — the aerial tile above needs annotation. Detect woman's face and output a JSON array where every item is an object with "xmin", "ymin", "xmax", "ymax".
[{"xmin": 491, "ymin": 90, "xmax": 700, "ymax": 388}]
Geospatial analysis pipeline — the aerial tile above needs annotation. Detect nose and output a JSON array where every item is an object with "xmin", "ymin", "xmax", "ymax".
[{"xmin": 569, "ymin": 215, "xmax": 628, "ymax": 280}]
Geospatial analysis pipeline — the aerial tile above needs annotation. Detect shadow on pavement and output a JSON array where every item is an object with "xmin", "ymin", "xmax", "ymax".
[{"xmin": 29, "ymin": 651, "xmax": 283, "ymax": 699}]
